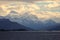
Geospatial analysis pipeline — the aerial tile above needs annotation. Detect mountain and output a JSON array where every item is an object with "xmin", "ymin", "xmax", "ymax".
[
  {"xmin": 4, "ymin": 11, "xmax": 60, "ymax": 30},
  {"xmin": 0, "ymin": 19, "xmax": 33, "ymax": 31},
  {"xmin": 0, "ymin": 16, "xmax": 5, "ymax": 19},
  {"xmin": 49, "ymin": 23, "xmax": 60, "ymax": 31},
  {"xmin": 0, "ymin": 15, "xmax": 60, "ymax": 31}
]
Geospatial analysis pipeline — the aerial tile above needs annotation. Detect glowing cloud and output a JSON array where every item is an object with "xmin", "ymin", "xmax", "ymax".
[
  {"xmin": 0, "ymin": 2, "xmax": 40, "ymax": 16},
  {"xmin": 0, "ymin": 1, "xmax": 60, "ymax": 23},
  {"xmin": 44, "ymin": 2, "xmax": 60, "ymax": 9}
]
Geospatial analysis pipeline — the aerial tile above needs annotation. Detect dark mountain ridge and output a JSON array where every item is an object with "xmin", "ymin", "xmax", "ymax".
[{"xmin": 0, "ymin": 19, "xmax": 33, "ymax": 31}]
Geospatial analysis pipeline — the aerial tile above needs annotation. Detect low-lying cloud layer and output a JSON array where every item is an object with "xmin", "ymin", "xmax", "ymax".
[{"xmin": 0, "ymin": 1, "xmax": 60, "ymax": 23}]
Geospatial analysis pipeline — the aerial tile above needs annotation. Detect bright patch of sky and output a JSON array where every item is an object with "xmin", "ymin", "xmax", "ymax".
[{"xmin": 35, "ymin": 1, "xmax": 60, "ymax": 12}]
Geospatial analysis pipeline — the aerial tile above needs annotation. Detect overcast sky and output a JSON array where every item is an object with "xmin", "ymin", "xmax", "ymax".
[{"xmin": 0, "ymin": 0, "xmax": 59, "ymax": 2}]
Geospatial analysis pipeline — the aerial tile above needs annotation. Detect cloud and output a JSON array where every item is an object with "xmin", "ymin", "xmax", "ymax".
[
  {"xmin": 29, "ymin": 11, "xmax": 60, "ymax": 22},
  {"xmin": 0, "ymin": 1, "xmax": 60, "ymax": 23},
  {"xmin": 14, "ymin": 0, "xmax": 60, "ymax": 1},
  {"xmin": 0, "ymin": 1, "xmax": 40, "ymax": 16},
  {"xmin": 44, "ymin": 2, "xmax": 60, "ymax": 9}
]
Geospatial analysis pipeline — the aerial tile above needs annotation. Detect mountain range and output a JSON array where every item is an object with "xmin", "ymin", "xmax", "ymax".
[
  {"xmin": 0, "ymin": 18, "xmax": 33, "ymax": 31},
  {"xmin": 0, "ymin": 17, "xmax": 60, "ymax": 31},
  {"xmin": 0, "ymin": 10, "xmax": 60, "ymax": 31}
]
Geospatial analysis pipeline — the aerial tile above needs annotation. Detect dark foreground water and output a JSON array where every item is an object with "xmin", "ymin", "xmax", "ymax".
[{"xmin": 0, "ymin": 31, "xmax": 60, "ymax": 40}]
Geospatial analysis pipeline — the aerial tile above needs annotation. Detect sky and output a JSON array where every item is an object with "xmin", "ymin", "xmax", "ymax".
[
  {"xmin": 0, "ymin": 1, "xmax": 60, "ymax": 23},
  {"xmin": 0, "ymin": 0, "xmax": 60, "ymax": 2},
  {"xmin": 2, "ymin": 0, "xmax": 59, "ymax": 1}
]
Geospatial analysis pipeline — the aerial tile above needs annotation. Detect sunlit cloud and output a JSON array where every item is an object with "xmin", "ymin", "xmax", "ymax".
[
  {"xmin": 0, "ymin": 1, "xmax": 60, "ymax": 23},
  {"xmin": 44, "ymin": 2, "xmax": 60, "ymax": 9},
  {"xmin": 0, "ymin": 2, "xmax": 40, "ymax": 16}
]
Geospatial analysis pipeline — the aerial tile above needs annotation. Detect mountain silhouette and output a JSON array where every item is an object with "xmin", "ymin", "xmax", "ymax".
[
  {"xmin": 49, "ymin": 23, "xmax": 60, "ymax": 31},
  {"xmin": 0, "ymin": 18, "xmax": 60, "ymax": 31},
  {"xmin": 4, "ymin": 11, "xmax": 60, "ymax": 30},
  {"xmin": 0, "ymin": 19, "xmax": 33, "ymax": 31}
]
